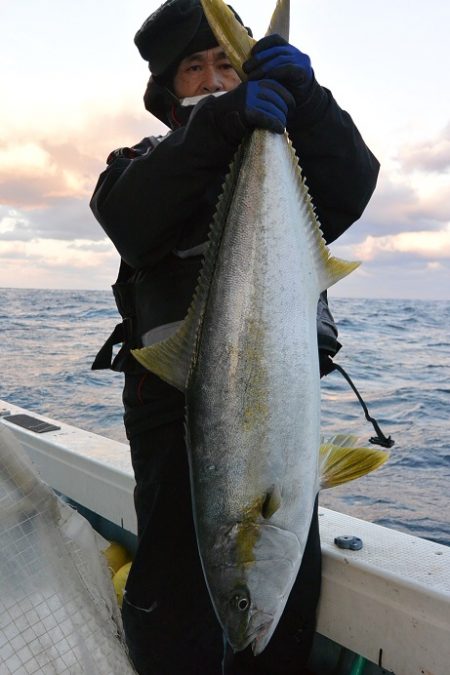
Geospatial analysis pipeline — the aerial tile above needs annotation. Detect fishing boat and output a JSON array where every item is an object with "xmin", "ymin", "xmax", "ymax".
[{"xmin": 1, "ymin": 398, "xmax": 449, "ymax": 675}]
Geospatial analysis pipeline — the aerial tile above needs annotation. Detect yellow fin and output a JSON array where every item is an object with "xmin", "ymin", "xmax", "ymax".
[
  {"xmin": 201, "ymin": 0, "xmax": 256, "ymax": 79},
  {"xmin": 266, "ymin": 0, "xmax": 290, "ymax": 40},
  {"xmin": 281, "ymin": 134, "xmax": 360, "ymax": 292},
  {"xmin": 132, "ymin": 318, "xmax": 195, "ymax": 392},
  {"xmin": 318, "ymin": 255, "xmax": 360, "ymax": 293},
  {"xmin": 319, "ymin": 434, "xmax": 389, "ymax": 490}
]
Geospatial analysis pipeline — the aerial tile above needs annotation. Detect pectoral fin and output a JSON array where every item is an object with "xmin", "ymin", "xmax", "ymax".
[
  {"xmin": 262, "ymin": 484, "xmax": 282, "ymax": 520},
  {"xmin": 319, "ymin": 434, "xmax": 389, "ymax": 490},
  {"xmin": 132, "ymin": 316, "xmax": 196, "ymax": 392}
]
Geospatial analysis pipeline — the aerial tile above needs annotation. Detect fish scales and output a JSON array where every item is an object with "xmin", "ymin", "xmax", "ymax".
[
  {"xmin": 131, "ymin": 105, "xmax": 388, "ymax": 650},
  {"xmin": 186, "ymin": 130, "xmax": 325, "ymax": 651},
  {"xmin": 132, "ymin": 116, "xmax": 362, "ymax": 651},
  {"xmin": 133, "ymin": 119, "xmax": 357, "ymax": 654}
]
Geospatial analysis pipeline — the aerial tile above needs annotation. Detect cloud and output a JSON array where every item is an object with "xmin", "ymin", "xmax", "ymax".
[
  {"xmin": 0, "ymin": 106, "xmax": 167, "ymax": 244},
  {"xmin": 329, "ymin": 256, "xmax": 450, "ymax": 300},
  {"xmin": 397, "ymin": 122, "xmax": 450, "ymax": 174},
  {"xmin": 0, "ymin": 135, "xmax": 106, "ymax": 208},
  {"xmin": 341, "ymin": 124, "xmax": 450, "ymax": 248},
  {"xmin": 329, "ymin": 164, "xmax": 450, "ymax": 299},
  {"xmin": 0, "ymin": 143, "xmax": 73, "ymax": 208},
  {"xmin": 0, "ymin": 107, "xmax": 166, "ymax": 209},
  {"xmin": 338, "ymin": 170, "xmax": 450, "ymax": 252},
  {"xmin": 0, "ymin": 143, "xmax": 51, "ymax": 172},
  {"xmin": 68, "ymin": 240, "xmax": 114, "ymax": 253},
  {"xmin": 0, "ymin": 199, "xmax": 102, "ymax": 242},
  {"xmin": 353, "ymin": 225, "xmax": 450, "ymax": 262},
  {"xmin": 1, "ymin": 94, "xmax": 448, "ymax": 297},
  {"xmin": 0, "ymin": 106, "xmax": 163, "ymax": 290},
  {"xmin": 331, "ymin": 124, "xmax": 450, "ymax": 257},
  {"xmin": 0, "ymin": 238, "xmax": 116, "ymax": 267},
  {"xmin": 0, "ymin": 238, "xmax": 119, "ymax": 290}
]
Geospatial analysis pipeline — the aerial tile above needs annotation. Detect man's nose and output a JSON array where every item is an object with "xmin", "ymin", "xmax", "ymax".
[{"xmin": 201, "ymin": 66, "xmax": 223, "ymax": 93}]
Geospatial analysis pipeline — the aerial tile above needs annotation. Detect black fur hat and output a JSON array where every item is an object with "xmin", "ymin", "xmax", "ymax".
[{"xmin": 135, "ymin": 0, "xmax": 251, "ymax": 82}]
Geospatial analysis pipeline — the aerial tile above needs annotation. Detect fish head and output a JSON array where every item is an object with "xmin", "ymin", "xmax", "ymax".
[{"xmin": 206, "ymin": 521, "xmax": 301, "ymax": 654}]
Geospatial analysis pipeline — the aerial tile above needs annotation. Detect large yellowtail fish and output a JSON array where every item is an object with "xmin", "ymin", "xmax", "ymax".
[{"xmin": 133, "ymin": 0, "xmax": 388, "ymax": 655}]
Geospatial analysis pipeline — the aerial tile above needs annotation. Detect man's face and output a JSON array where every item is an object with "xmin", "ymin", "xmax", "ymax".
[{"xmin": 173, "ymin": 46, "xmax": 241, "ymax": 99}]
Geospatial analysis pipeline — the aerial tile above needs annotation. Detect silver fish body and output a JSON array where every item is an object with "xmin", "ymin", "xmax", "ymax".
[
  {"xmin": 186, "ymin": 131, "xmax": 348, "ymax": 653},
  {"xmin": 134, "ymin": 128, "xmax": 358, "ymax": 653},
  {"xmin": 187, "ymin": 131, "xmax": 322, "ymax": 652}
]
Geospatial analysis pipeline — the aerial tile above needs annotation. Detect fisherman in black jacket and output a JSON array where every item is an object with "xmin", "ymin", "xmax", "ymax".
[{"xmin": 90, "ymin": 1, "xmax": 380, "ymax": 673}]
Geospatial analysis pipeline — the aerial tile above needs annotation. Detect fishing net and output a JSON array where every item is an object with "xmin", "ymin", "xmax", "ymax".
[{"xmin": 0, "ymin": 425, "xmax": 136, "ymax": 674}]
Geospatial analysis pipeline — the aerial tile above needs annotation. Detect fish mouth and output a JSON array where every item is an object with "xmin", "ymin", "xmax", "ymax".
[
  {"xmin": 228, "ymin": 615, "xmax": 274, "ymax": 654},
  {"xmin": 251, "ymin": 621, "xmax": 273, "ymax": 656},
  {"xmin": 250, "ymin": 620, "xmax": 273, "ymax": 655}
]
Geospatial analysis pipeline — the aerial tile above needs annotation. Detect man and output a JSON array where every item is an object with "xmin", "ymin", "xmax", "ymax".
[{"xmin": 91, "ymin": 1, "xmax": 380, "ymax": 673}]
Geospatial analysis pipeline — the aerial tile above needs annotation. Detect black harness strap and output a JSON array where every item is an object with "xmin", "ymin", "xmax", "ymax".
[
  {"xmin": 91, "ymin": 259, "xmax": 136, "ymax": 371},
  {"xmin": 91, "ymin": 322, "xmax": 129, "ymax": 370}
]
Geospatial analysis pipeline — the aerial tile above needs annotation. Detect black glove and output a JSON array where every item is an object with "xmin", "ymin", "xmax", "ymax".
[
  {"xmin": 214, "ymin": 79, "xmax": 295, "ymax": 137},
  {"xmin": 243, "ymin": 34, "xmax": 313, "ymax": 106}
]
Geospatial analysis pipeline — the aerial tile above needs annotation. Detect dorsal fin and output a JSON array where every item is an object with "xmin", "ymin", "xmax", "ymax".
[
  {"xmin": 280, "ymin": 131, "xmax": 360, "ymax": 289},
  {"xmin": 266, "ymin": 0, "xmax": 290, "ymax": 41}
]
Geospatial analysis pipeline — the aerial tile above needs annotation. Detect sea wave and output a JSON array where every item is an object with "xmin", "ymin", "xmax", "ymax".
[{"xmin": 1, "ymin": 288, "xmax": 449, "ymax": 546}]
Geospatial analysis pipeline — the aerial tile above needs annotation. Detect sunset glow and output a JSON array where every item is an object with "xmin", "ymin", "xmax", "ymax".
[{"xmin": 1, "ymin": 0, "xmax": 449, "ymax": 298}]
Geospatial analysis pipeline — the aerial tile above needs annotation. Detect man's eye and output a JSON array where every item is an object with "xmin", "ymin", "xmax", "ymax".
[{"xmin": 187, "ymin": 65, "xmax": 202, "ymax": 72}]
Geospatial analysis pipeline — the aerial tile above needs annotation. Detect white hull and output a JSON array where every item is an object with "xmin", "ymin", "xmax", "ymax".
[{"xmin": 1, "ymin": 400, "xmax": 449, "ymax": 675}]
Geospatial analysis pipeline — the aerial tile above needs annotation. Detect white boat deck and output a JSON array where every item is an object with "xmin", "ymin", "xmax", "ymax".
[{"xmin": 1, "ymin": 400, "xmax": 449, "ymax": 675}]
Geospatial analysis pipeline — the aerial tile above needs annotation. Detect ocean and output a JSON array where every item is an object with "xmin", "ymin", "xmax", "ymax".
[{"xmin": 1, "ymin": 287, "xmax": 449, "ymax": 547}]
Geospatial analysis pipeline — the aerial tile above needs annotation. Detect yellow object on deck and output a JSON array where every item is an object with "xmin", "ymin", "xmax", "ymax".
[
  {"xmin": 103, "ymin": 541, "xmax": 132, "ymax": 577},
  {"xmin": 113, "ymin": 561, "xmax": 133, "ymax": 608}
]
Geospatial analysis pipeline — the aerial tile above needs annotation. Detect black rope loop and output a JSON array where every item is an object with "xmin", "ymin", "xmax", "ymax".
[{"xmin": 330, "ymin": 363, "xmax": 395, "ymax": 449}]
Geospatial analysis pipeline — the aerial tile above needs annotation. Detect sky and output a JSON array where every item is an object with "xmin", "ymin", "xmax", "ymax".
[{"xmin": 0, "ymin": 0, "xmax": 449, "ymax": 299}]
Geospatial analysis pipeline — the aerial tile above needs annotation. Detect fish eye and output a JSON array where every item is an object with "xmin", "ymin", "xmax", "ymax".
[
  {"xmin": 237, "ymin": 597, "xmax": 250, "ymax": 612},
  {"xmin": 231, "ymin": 593, "xmax": 250, "ymax": 612}
]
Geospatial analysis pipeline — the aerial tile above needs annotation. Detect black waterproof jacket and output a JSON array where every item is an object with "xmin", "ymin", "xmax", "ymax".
[{"xmin": 90, "ymin": 80, "xmax": 380, "ymax": 434}]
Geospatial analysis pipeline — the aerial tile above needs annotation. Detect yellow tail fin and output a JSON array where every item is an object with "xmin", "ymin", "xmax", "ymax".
[
  {"xmin": 201, "ymin": 0, "xmax": 256, "ymax": 79},
  {"xmin": 266, "ymin": 0, "xmax": 290, "ymax": 40}
]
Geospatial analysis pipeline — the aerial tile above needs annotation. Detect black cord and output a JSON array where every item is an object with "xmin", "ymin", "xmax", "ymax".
[{"xmin": 330, "ymin": 363, "xmax": 395, "ymax": 449}]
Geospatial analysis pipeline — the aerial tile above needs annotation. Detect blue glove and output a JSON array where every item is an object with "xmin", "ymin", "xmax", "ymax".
[
  {"xmin": 243, "ymin": 79, "xmax": 295, "ymax": 133},
  {"xmin": 215, "ymin": 79, "xmax": 295, "ymax": 135},
  {"xmin": 243, "ymin": 34, "xmax": 313, "ymax": 105}
]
